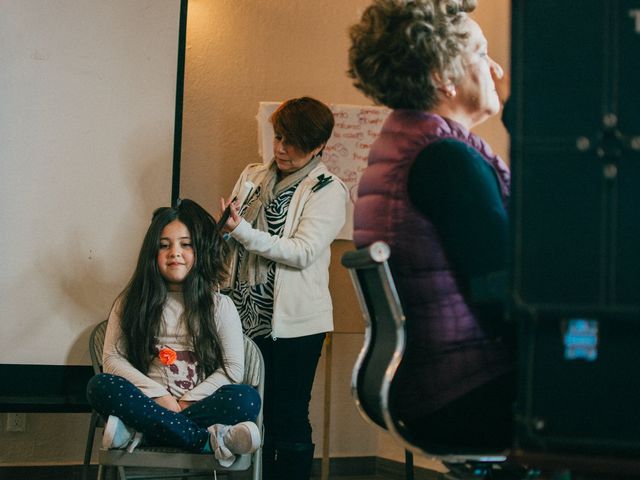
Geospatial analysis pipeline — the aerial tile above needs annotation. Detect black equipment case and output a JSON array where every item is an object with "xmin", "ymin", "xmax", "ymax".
[{"xmin": 510, "ymin": 0, "xmax": 640, "ymax": 456}]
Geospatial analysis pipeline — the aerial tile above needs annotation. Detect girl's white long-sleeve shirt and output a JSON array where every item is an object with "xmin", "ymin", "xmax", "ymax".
[{"xmin": 102, "ymin": 292, "xmax": 244, "ymax": 401}]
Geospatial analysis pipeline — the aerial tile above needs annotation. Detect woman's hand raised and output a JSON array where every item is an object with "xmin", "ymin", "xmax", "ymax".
[{"xmin": 219, "ymin": 196, "xmax": 241, "ymax": 233}]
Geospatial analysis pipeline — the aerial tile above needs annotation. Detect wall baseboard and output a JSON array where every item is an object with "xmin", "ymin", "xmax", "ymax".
[
  {"xmin": 0, "ymin": 465, "xmax": 96, "ymax": 480},
  {"xmin": 0, "ymin": 365, "xmax": 93, "ymax": 412},
  {"xmin": 311, "ymin": 455, "xmax": 377, "ymax": 476},
  {"xmin": 375, "ymin": 457, "xmax": 442, "ymax": 480},
  {"xmin": 0, "ymin": 456, "xmax": 442, "ymax": 479}
]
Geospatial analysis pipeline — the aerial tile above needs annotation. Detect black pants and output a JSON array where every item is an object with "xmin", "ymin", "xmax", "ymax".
[
  {"xmin": 87, "ymin": 374, "xmax": 260, "ymax": 451},
  {"xmin": 254, "ymin": 332, "xmax": 325, "ymax": 445}
]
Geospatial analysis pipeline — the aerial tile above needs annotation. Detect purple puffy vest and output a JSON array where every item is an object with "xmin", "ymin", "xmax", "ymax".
[{"xmin": 353, "ymin": 110, "xmax": 514, "ymax": 418}]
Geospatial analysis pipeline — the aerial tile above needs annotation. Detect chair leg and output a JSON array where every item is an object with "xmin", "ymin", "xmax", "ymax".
[
  {"xmin": 252, "ymin": 446, "xmax": 262, "ymax": 480},
  {"xmin": 405, "ymin": 449, "xmax": 414, "ymax": 480},
  {"xmin": 83, "ymin": 411, "xmax": 100, "ymax": 480},
  {"xmin": 117, "ymin": 466, "xmax": 127, "ymax": 480},
  {"xmin": 84, "ymin": 412, "xmax": 100, "ymax": 464}
]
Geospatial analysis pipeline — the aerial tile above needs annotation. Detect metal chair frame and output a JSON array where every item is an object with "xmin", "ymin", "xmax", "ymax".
[
  {"xmin": 341, "ymin": 241, "xmax": 508, "ymax": 470},
  {"xmin": 83, "ymin": 319, "xmax": 108, "ymax": 480}
]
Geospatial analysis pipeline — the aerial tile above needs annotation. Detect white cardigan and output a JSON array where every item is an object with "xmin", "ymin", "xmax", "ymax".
[{"xmin": 227, "ymin": 161, "xmax": 348, "ymax": 339}]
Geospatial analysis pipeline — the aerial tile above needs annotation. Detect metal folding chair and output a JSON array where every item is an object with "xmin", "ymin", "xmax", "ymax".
[{"xmin": 85, "ymin": 320, "xmax": 264, "ymax": 480}]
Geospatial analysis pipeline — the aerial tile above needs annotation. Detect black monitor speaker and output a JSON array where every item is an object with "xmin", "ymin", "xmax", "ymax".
[{"xmin": 510, "ymin": 0, "xmax": 640, "ymax": 456}]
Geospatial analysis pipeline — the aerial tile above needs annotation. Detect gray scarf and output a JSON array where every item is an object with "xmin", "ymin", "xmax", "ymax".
[{"xmin": 236, "ymin": 154, "xmax": 322, "ymax": 286}]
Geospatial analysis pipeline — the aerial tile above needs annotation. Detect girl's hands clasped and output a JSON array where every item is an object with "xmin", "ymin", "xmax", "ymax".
[
  {"xmin": 153, "ymin": 394, "xmax": 195, "ymax": 412},
  {"xmin": 154, "ymin": 394, "xmax": 182, "ymax": 412}
]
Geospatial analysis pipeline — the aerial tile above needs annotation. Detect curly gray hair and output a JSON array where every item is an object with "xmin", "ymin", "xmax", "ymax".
[{"xmin": 348, "ymin": 0, "xmax": 476, "ymax": 110}]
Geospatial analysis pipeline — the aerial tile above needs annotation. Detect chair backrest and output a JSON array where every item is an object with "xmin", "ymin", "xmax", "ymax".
[
  {"xmin": 341, "ymin": 241, "xmax": 405, "ymax": 431},
  {"xmin": 89, "ymin": 319, "xmax": 108, "ymax": 375},
  {"xmin": 341, "ymin": 241, "xmax": 507, "ymax": 464}
]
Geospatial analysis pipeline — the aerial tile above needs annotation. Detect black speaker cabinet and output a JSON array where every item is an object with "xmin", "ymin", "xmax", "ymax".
[{"xmin": 510, "ymin": 0, "xmax": 640, "ymax": 455}]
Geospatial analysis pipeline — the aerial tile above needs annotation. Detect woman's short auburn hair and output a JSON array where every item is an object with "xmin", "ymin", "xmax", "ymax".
[
  {"xmin": 348, "ymin": 0, "xmax": 476, "ymax": 111},
  {"xmin": 270, "ymin": 97, "xmax": 335, "ymax": 154}
]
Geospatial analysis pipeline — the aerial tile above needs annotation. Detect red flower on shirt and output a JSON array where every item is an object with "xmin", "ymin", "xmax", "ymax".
[{"xmin": 158, "ymin": 347, "xmax": 177, "ymax": 366}]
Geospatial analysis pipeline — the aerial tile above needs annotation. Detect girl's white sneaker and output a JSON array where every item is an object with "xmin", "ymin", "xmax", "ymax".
[
  {"xmin": 208, "ymin": 421, "xmax": 261, "ymax": 467},
  {"xmin": 102, "ymin": 415, "xmax": 133, "ymax": 449}
]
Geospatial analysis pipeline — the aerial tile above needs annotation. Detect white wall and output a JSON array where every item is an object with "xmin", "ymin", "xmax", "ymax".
[{"xmin": 0, "ymin": 0, "xmax": 179, "ymax": 366}]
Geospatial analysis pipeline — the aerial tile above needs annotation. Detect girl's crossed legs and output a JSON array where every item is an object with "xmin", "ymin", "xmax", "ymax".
[{"xmin": 87, "ymin": 373, "xmax": 261, "ymax": 452}]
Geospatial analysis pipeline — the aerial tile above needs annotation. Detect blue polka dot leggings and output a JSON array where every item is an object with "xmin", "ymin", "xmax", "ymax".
[{"xmin": 87, "ymin": 373, "xmax": 261, "ymax": 452}]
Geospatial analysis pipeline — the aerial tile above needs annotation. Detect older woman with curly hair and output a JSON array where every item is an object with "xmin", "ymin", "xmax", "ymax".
[{"xmin": 349, "ymin": 0, "xmax": 515, "ymax": 451}]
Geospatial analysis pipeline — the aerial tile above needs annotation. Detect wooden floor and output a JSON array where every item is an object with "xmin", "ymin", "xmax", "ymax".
[
  {"xmin": 5, "ymin": 454, "xmax": 639, "ymax": 480},
  {"xmin": 0, "ymin": 471, "xmax": 394, "ymax": 480},
  {"xmin": 0, "ymin": 465, "xmax": 426, "ymax": 480},
  {"xmin": 317, "ymin": 476, "xmax": 388, "ymax": 480}
]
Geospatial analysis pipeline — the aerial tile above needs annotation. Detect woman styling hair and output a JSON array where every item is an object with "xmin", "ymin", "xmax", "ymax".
[{"xmin": 220, "ymin": 97, "xmax": 348, "ymax": 480}]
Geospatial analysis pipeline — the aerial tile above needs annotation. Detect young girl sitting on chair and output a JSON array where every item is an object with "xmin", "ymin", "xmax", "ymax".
[{"xmin": 87, "ymin": 199, "xmax": 261, "ymax": 466}]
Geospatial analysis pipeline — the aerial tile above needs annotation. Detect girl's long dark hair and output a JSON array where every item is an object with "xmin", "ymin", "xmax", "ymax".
[{"xmin": 117, "ymin": 199, "xmax": 231, "ymax": 382}]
